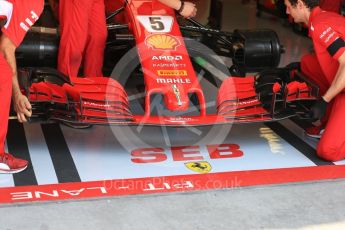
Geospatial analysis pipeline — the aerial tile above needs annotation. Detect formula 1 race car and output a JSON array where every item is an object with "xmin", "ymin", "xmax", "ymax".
[{"xmin": 16, "ymin": 0, "xmax": 319, "ymax": 127}]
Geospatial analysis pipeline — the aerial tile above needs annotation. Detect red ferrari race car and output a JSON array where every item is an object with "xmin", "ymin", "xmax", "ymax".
[{"xmin": 15, "ymin": 0, "xmax": 318, "ymax": 127}]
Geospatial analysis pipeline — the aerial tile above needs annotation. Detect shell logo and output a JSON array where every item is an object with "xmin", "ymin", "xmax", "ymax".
[{"xmin": 146, "ymin": 34, "xmax": 180, "ymax": 50}]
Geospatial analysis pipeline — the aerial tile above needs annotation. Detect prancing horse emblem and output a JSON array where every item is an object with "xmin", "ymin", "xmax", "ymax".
[{"xmin": 185, "ymin": 161, "xmax": 212, "ymax": 174}]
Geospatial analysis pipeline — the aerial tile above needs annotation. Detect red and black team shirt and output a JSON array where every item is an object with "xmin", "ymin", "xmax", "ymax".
[
  {"xmin": 0, "ymin": 0, "xmax": 44, "ymax": 47},
  {"xmin": 308, "ymin": 6, "xmax": 345, "ymax": 82}
]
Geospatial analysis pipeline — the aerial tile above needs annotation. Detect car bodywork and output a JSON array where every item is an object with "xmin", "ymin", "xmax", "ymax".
[{"xmin": 17, "ymin": 0, "xmax": 318, "ymax": 127}]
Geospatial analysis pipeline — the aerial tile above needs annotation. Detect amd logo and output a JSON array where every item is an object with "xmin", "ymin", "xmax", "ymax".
[{"xmin": 152, "ymin": 55, "xmax": 183, "ymax": 61}]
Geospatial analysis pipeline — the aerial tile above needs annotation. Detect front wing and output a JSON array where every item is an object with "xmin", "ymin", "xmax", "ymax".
[{"xmin": 19, "ymin": 67, "xmax": 318, "ymax": 127}]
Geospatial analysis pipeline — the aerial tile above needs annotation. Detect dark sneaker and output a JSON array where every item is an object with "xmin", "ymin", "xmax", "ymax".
[
  {"xmin": 305, "ymin": 125, "xmax": 325, "ymax": 139},
  {"xmin": 0, "ymin": 153, "xmax": 28, "ymax": 174}
]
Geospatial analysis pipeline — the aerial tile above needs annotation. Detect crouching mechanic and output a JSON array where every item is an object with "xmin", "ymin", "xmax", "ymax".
[
  {"xmin": 285, "ymin": 0, "xmax": 345, "ymax": 161},
  {"xmin": 0, "ymin": 0, "xmax": 44, "ymax": 173}
]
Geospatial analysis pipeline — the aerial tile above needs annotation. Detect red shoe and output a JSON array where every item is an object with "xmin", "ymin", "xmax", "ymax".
[
  {"xmin": 305, "ymin": 125, "xmax": 325, "ymax": 139},
  {"xmin": 0, "ymin": 153, "xmax": 28, "ymax": 174}
]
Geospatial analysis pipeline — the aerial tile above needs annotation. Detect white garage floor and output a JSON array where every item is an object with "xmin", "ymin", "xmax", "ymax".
[{"xmin": 2, "ymin": 1, "xmax": 345, "ymax": 229}]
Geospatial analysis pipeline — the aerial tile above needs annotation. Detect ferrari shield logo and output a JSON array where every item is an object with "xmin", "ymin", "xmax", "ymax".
[{"xmin": 185, "ymin": 161, "xmax": 212, "ymax": 174}]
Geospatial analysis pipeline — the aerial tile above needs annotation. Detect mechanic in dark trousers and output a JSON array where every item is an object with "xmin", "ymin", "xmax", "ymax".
[
  {"xmin": 57, "ymin": 0, "xmax": 107, "ymax": 78},
  {"xmin": 285, "ymin": 0, "xmax": 345, "ymax": 161},
  {"xmin": 0, "ymin": 0, "xmax": 44, "ymax": 173}
]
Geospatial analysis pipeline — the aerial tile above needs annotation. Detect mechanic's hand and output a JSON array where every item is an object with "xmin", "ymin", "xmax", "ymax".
[
  {"xmin": 13, "ymin": 93, "xmax": 32, "ymax": 123},
  {"xmin": 309, "ymin": 97, "xmax": 328, "ymax": 121},
  {"xmin": 179, "ymin": 1, "xmax": 197, "ymax": 18}
]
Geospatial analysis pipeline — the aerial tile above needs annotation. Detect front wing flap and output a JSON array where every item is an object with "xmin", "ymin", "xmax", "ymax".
[{"xmin": 19, "ymin": 68, "xmax": 318, "ymax": 127}]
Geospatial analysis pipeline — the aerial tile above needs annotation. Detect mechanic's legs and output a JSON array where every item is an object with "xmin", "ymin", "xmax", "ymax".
[
  {"xmin": 317, "ymin": 94, "xmax": 345, "ymax": 161},
  {"xmin": 0, "ymin": 54, "xmax": 13, "ymax": 153},
  {"xmin": 57, "ymin": 0, "xmax": 92, "ymax": 77},
  {"xmin": 83, "ymin": 0, "xmax": 107, "ymax": 77},
  {"xmin": 301, "ymin": 53, "xmax": 330, "ymax": 95},
  {"xmin": 301, "ymin": 53, "xmax": 332, "ymax": 136}
]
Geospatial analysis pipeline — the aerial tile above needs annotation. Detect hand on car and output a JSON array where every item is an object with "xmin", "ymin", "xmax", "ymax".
[
  {"xmin": 13, "ymin": 93, "xmax": 32, "ymax": 123},
  {"xmin": 309, "ymin": 97, "xmax": 328, "ymax": 121},
  {"xmin": 179, "ymin": 1, "xmax": 197, "ymax": 18}
]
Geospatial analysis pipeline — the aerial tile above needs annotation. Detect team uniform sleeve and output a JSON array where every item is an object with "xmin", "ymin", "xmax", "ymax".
[{"xmin": 314, "ymin": 23, "xmax": 345, "ymax": 60}]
